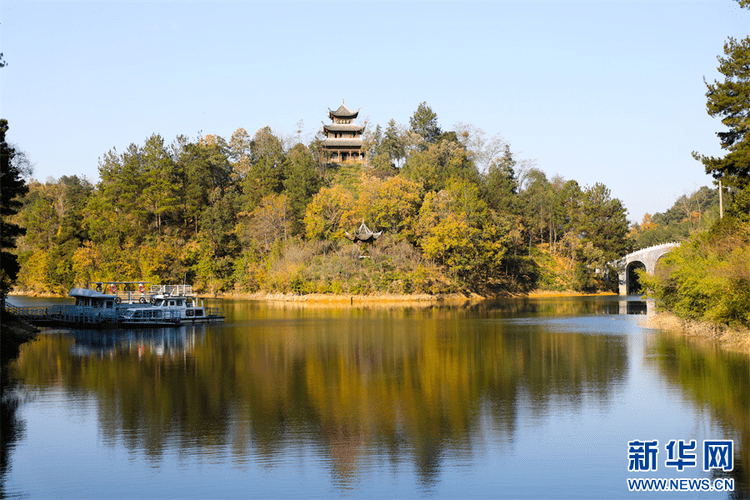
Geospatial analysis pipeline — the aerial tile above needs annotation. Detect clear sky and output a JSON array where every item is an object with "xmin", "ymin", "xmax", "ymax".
[{"xmin": 2, "ymin": 1, "xmax": 748, "ymax": 223}]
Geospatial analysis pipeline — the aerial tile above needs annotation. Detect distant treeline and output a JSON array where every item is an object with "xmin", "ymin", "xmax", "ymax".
[
  {"xmin": 13, "ymin": 103, "xmax": 639, "ymax": 295},
  {"xmin": 629, "ymin": 186, "xmax": 722, "ymax": 248}
]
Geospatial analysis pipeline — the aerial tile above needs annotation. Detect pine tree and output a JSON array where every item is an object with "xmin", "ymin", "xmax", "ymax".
[
  {"xmin": 1, "ymin": 119, "xmax": 30, "ymax": 301},
  {"xmin": 693, "ymin": 35, "xmax": 750, "ymax": 214}
]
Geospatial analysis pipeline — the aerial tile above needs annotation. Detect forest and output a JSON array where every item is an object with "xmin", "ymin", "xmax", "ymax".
[{"xmin": 7, "ymin": 102, "xmax": 638, "ymax": 297}]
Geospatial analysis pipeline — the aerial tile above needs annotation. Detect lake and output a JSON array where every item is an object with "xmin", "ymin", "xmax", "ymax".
[{"xmin": 2, "ymin": 295, "xmax": 747, "ymax": 499}]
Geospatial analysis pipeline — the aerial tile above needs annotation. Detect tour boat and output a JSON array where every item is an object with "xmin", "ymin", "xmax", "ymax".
[
  {"xmin": 7, "ymin": 281, "xmax": 224, "ymax": 328},
  {"xmin": 120, "ymin": 294, "xmax": 224, "ymax": 326}
]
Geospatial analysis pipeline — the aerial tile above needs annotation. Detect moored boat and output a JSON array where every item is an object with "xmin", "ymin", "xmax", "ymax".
[
  {"xmin": 120, "ymin": 294, "xmax": 224, "ymax": 326},
  {"xmin": 6, "ymin": 281, "xmax": 224, "ymax": 328}
]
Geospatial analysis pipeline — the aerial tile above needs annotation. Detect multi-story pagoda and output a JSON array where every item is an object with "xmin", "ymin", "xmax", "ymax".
[{"xmin": 321, "ymin": 101, "xmax": 365, "ymax": 163}]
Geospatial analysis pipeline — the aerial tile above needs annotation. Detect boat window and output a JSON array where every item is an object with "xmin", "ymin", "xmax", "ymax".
[
  {"xmin": 106, "ymin": 301, "xmax": 113, "ymax": 308},
  {"xmin": 169, "ymin": 301, "xmax": 175, "ymax": 307},
  {"xmin": 177, "ymin": 300, "xmax": 183, "ymax": 306},
  {"xmin": 186, "ymin": 309, "xmax": 195, "ymax": 317},
  {"xmin": 195, "ymin": 310, "xmax": 204, "ymax": 317},
  {"xmin": 134, "ymin": 311, "xmax": 142, "ymax": 318}
]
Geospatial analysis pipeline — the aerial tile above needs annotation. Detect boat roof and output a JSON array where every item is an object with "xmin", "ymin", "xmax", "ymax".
[
  {"xmin": 69, "ymin": 288, "xmax": 113, "ymax": 299},
  {"xmin": 89, "ymin": 281, "xmax": 152, "ymax": 285}
]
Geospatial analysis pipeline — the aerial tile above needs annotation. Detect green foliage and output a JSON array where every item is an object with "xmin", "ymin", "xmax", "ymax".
[
  {"xmin": 242, "ymin": 127, "xmax": 284, "ymax": 210},
  {"xmin": 693, "ymin": 35, "xmax": 750, "ymax": 212},
  {"xmin": 642, "ymin": 218, "xmax": 750, "ymax": 327},
  {"xmin": 631, "ymin": 186, "xmax": 721, "ymax": 249},
  {"xmin": 303, "ymin": 185, "xmax": 357, "ymax": 241},
  {"xmin": 358, "ymin": 175, "xmax": 423, "ymax": 241},
  {"xmin": 282, "ymin": 143, "xmax": 321, "ymax": 234},
  {"xmin": 402, "ymin": 141, "xmax": 479, "ymax": 192},
  {"xmin": 1, "ymin": 119, "xmax": 30, "ymax": 299},
  {"xmin": 574, "ymin": 183, "xmax": 630, "ymax": 263},
  {"xmin": 483, "ymin": 145, "xmax": 518, "ymax": 213},
  {"xmin": 409, "ymin": 102, "xmax": 442, "ymax": 145},
  {"xmin": 11, "ymin": 112, "xmax": 638, "ymax": 297},
  {"xmin": 417, "ymin": 178, "xmax": 509, "ymax": 288}
]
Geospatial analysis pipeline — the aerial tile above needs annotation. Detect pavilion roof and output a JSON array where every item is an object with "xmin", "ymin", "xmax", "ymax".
[
  {"xmin": 345, "ymin": 220, "xmax": 382, "ymax": 243},
  {"xmin": 328, "ymin": 101, "xmax": 359, "ymax": 119},
  {"xmin": 323, "ymin": 123, "xmax": 365, "ymax": 132},
  {"xmin": 322, "ymin": 138, "xmax": 364, "ymax": 147}
]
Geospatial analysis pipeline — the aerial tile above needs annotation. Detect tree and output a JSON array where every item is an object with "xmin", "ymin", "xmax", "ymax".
[
  {"xmin": 454, "ymin": 123, "xmax": 508, "ymax": 173},
  {"xmin": 229, "ymin": 127, "xmax": 252, "ymax": 178},
  {"xmin": 241, "ymin": 193, "xmax": 291, "ymax": 254},
  {"xmin": 381, "ymin": 119, "xmax": 406, "ymax": 168},
  {"xmin": 416, "ymin": 178, "xmax": 508, "ymax": 286},
  {"xmin": 693, "ymin": 35, "xmax": 750, "ymax": 211},
  {"xmin": 303, "ymin": 185, "xmax": 357, "ymax": 241},
  {"xmin": 409, "ymin": 102, "xmax": 442, "ymax": 145},
  {"xmin": 243, "ymin": 126, "xmax": 285, "ymax": 209},
  {"xmin": 483, "ymin": 145, "xmax": 518, "ymax": 214},
  {"xmin": 282, "ymin": 143, "xmax": 320, "ymax": 235},
  {"xmin": 140, "ymin": 134, "xmax": 179, "ymax": 234},
  {"xmin": 402, "ymin": 140, "xmax": 479, "ymax": 192},
  {"xmin": 358, "ymin": 175, "xmax": 423, "ymax": 241},
  {"xmin": 519, "ymin": 168, "xmax": 554, "ymax": 247},
  {"xmin": 177, "ymin": 136, "xmax": 233, "ymax": 234},
  {"xmin": 574, "ymin": 183, "xmax": 629, "ymax": 262},
  {"xmin": 1, "ymin": 119, "xmax": 30, "ymax": 300}
]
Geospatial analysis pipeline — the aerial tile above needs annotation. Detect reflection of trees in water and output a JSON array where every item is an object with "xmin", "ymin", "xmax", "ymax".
[
  {"xmin": 648, "ymin": 334, "xmax": 749, "ymax": 498},
  {"xmin": 12, "ymin": 306, "xmax": 628, "ymax": 488},
  {"xmin": 1, "ymin": 370, "xmax": 25, "ymax": 499}
]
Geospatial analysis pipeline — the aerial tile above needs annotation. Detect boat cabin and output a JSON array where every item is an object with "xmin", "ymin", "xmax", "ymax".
[{"xmin": 70, "ymin": 288, "xmax": 117, "ymax": 309}]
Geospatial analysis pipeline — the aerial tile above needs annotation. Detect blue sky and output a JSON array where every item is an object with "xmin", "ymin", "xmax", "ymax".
[{"xmin": 2, "ymin": 1, "xmax": 748, "ymax": 222}]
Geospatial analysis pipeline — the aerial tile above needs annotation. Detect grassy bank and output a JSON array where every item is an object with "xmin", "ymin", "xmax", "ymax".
[{"xmin": 645, "ymin": 312, "xmax": 750, "ymax": 355}]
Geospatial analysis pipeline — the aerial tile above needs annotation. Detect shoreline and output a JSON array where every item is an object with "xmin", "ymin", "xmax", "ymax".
[
  {"xmin": 8, "ymin": 290, "xmax": 747, "ymax": 353},
  {"xmin": 213, "ymin": 290, "xmax": 617, "ymax": 303},
  {"xmin": 644, "ymin": 312, "xmax": 750, "ymax": 355},
  {"xmin": 1, "ymin": 311, "xmax": 40, "ymax": 364},
  {"xmin": 11, "ymin": 289, "xmax": 617, "ymax": 302}
]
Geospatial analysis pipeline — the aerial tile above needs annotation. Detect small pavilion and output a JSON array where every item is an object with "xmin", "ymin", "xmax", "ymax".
[
  {"xmin": 321, "ymin": 101, "xmax": 365, "ymax": 163},
  {"xmin": 345, "ymin": 220, "xmax": 382, "ymax": 259}
]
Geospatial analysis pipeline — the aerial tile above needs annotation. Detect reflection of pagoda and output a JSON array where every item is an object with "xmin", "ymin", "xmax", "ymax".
[{"xmin": 322, "ymin": 100, "xmax": 365, "ymax": 163}]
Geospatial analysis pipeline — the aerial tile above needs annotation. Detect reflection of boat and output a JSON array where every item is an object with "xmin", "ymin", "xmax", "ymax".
[
  {"xmin": 6, "ymin": 281, "xmax": 224, "ymax": 328},
  {"xmin": 67, "ymin": 325, "xmax": 204, "ymax": 357}
]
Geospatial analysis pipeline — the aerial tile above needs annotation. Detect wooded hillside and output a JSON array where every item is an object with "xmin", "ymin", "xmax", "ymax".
[{"xmin": 12, "ymin": 104, "xmax": 633, "ymax": 295}]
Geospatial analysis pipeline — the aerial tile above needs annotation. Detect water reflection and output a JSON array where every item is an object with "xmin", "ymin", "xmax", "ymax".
[
  {"xmin": 10, "ymin": 299, "xmax": 628, "ymax": 489},
  {"xmin": 1, "ymin": 365, "xmax": 25, "ymax": 500},
  {"xmin": 647, "ymin": 333, "xmax": 750, "ymax": 497},
  {"xmin": 66, "ymin": 325, "xmax": 206, "ymax": 358},
  {"xmin": 4, "ymin": 295, "xmax": 746, "ymax": 498}
]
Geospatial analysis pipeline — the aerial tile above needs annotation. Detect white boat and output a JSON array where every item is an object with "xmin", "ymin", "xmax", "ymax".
[
  {"xmin": 9, "ymin": 281, "xmax": 224, "ymax": 328},
  {"xmin": 120, "ymin": 294, "xmax": 224, "ymax": 326}
]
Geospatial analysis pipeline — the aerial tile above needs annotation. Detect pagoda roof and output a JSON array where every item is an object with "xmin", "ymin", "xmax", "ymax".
[
  {"xmin": 345, "ymin": 220, "xmax": 382, "ymax": 243},
  {"xmin": 323, "ymin": 123, "xmax": 365, "ymax": 132},
  {"xmin": 329, "ymin": 101, "xmax": 359, "ymax": 119},
  {"xmin": 322, "ymin": 138, "xmax": 364, "ymax": 147}
]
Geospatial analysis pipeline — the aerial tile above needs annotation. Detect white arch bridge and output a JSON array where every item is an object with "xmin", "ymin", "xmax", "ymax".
[{"xmin": 614, "ymin": 242, "xmax": 680, "ymax": 295}]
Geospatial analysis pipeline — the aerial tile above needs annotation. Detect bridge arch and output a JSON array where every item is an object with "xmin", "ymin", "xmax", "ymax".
[
  {"xmin": 616, "ymin": 242, "xmax": 680, "ymax": 295},
  {"xmin": 625, "ymin": 261, "xmax": 646, "ymax": 294}
]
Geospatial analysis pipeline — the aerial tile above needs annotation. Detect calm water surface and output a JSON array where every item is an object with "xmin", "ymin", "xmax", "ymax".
[{"xmin": 2, "ymin": 296, "xmax": 748, "ymax": 499}]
